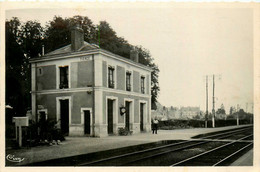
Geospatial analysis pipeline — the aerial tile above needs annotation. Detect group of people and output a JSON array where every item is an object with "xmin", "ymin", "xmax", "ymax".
[{"xmin": 151, "ymin": 117, "xmax": 159, "ymax": 134}]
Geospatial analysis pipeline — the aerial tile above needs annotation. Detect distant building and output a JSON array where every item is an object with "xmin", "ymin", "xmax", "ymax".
[
  {"xmin": 151, "ymin": 103, "xmax": 201, "ymax": 120},
  {"xmin": 179, "ymin": 107, "xmax": 200, "ymax": 119},
  {"xmin": 30, "ymin": 24, "xmax": 152, "ymax": 137}
]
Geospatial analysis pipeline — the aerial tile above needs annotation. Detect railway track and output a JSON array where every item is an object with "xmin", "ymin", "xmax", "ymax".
[
  {"xmin": 171, "ymin": 135, "xmax": 253, "ymax": 166},
  {"xmin": 80, "ymin": 126, "xmax": 253, "ymax": 166}
]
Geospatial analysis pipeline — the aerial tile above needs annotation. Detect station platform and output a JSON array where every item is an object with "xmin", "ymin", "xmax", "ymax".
[{"xmin": 5, "ymin": 124, "xmax": 253, "ymax": 166}]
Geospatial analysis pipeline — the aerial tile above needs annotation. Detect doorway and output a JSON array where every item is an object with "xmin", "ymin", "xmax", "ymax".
[
  {"xmin": 125, "ymin": 101, "xmax": 130, "ymax": 131},
  {"xmin": 84, "ymin": 110, "xmax": 91, "ymax": 135},
  {"xmin": 107, "ymin": 99, "xmax": 114, "ymax": 134},
  {"xmin": 60, "ymin": 99, "xmax": 69, "ymax": 135},
  {"xmin": 140, "ymin": 103, "xmax": 144, "ymax": 131}
]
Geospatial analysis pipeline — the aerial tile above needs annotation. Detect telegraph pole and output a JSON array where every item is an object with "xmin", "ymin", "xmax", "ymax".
[
  {"xmin": 205, "ymin": 75, "xmax": 208, "ymax": 128},
  {"xmin": 212, "ymin": 75, "xmax": 215, "ymax": 128},
  {"xmin": 204, "ymin": 74, "xmax": 221, "ymax": 128}
]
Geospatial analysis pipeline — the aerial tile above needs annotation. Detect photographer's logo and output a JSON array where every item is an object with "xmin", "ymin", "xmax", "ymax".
[{"xmin": 6, "ymin": 154, "xmax": 24, "ymax": 163}]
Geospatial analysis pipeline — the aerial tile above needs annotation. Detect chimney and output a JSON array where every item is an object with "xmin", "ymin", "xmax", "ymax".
[
  {"xmin": 130, "ymin": 49, "xmax": 139, "ymax": 63},
  {"xmin": 71, "ymin": 23, "xmax": 84, "ymax": 51}
]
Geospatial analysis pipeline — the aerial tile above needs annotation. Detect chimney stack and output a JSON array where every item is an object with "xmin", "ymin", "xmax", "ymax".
[
  {"xmin": 130, "ymin": 48, "xmax": 139, "ymax": 63},
  {"xmin": 71, "ymin": 23, "xmax": 84, "ymax": 51}
]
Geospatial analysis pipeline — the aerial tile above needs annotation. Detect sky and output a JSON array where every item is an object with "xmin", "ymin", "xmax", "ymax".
[{"xmin": 5, "ymin": 6, "xmax": 254, "ymax": 113}]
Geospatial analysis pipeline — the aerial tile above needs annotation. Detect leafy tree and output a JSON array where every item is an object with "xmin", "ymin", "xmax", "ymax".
[
  {"xmin": 6, "ymin": 18, "xmax": 45, "ymax": 116},
  {"xmin": 44, "ymin": 15, "xmax": 98, "ymax": 53},
  {"xmin": 20, "ymin": 20, "xmax": 44, "ymax": 109},
  {"xmin": 20, "ymin": 20, "xmax": 44, "ymax": 58},
  {"xmin": 6, "ymin": 18, "xmax": 26, "ymax": 116},
  {"xmin": 44, "ymin": 16, "xmax": 71, "ymax": 53},
  {"xmin": 98, "ymin": 21, "xmax": 132, "ymax": 58}
]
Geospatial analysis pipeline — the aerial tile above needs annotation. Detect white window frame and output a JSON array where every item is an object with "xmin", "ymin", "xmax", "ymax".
[
  {"xmin": 56, "ymin": 64, "xmax": 71, "ymax": 89},
  {"xmin": 107, "ymin": 64, "xmax": 117, "ymax": 89},
  {"xmin": 140, "ymin": 75, "xmax": 146, "ymax": 94},
  {"xmin": 125, "ymin": 70, "xmax": 133, "ymax": 92}
]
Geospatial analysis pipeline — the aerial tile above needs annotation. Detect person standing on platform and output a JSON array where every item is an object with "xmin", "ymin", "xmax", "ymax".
[{"xmin": 153, "ymin": 117, "xmax": 159, "ymax": 134}]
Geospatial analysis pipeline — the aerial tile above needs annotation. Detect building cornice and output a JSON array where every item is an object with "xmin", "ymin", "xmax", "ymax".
[
  {"xmin": 29, "ymin": 50, "xmax": 99, "ymax": 63},
  {"xmin": 32, "ymin": 87, "xmax": 151, "ymax": 98},
  {"xmin": 31, "ymin": 87, "xmax": 93, "ymax": 94}
]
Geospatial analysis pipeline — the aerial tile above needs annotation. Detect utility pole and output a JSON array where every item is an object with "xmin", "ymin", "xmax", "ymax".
[
  {"xmin": 212, "ymin": 75, "xmax": 215, "ymax": 128},
  {"xmin": 205, "ymin": 75, "xmax": 208, "ymax": 128},
  {"xmin": 237, "ymin": 104, "xmax": 240, "ymax": 126},
  {"xmin": 204, "ymin": 74, "xmax": 221, "ymax": 128}
]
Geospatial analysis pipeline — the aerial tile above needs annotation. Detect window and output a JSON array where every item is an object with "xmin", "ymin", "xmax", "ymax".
[
  {"xmin": 141, "ymin": 76, "xmax": 145, "ymax": 94},
  {"xmin": 126, "ymin": 71, "xmax": 131, "ymax": 91},
  {"xmin": 59, "ymin": 66, "xmax": 68, "ymax": 89},
  {"xmin": 108, "ymin": 66, "xmax": 115, "ymax": 88}
]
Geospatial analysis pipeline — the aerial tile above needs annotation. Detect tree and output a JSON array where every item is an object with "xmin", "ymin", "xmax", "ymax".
[
  {"xmin": 44, "ymin": 16, "xmax": 71, "ymax": 53},
  {"xmin": 20, "ymin": 20, "xmax": 44, "ymax": 58},
  {"xmin": 98, "ymin": 21, "xmax": 132, "ymax": 58},
  {"xmin": 44, "ymin": 15, "xmax": 97, "ymax": 54},
  {"xmin": 6, "ymin": 17, "xmax": 27, "ymax": 116}
]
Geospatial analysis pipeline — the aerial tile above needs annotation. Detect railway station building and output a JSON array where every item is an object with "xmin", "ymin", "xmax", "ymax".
[{"xmin": 30, "ymin": 24, "xmax": 152, "ymax": 137}]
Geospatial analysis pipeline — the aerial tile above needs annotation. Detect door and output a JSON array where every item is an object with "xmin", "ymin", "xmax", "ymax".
[
  {"xmin": 84, "ymin": 110, "xmax": 91, "ymax": 135},
  {"xmin": 107, "ymin": 99, "xmax": 113, "ymax": 134},
  {"xmin": 140, "ymin": 103, "xmax": 144, "ymax": 131},
  {"xmin": 125, "ymin": 101, "xmax": 130, "ymax": 131},
  {"xmin": 60, "ymin": 99, "xmax": 69, "ymax": 135}
]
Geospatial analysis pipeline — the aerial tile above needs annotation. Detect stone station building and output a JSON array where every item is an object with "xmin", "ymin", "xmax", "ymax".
[{"xmin": 30, "ymin": 25, "xmax": 152, "ymax": 137}]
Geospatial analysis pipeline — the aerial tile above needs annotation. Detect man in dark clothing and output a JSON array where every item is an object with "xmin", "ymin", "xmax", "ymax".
[{"xmin": 152, "ymin": 118, "xmax": 159, "ymax": 134}]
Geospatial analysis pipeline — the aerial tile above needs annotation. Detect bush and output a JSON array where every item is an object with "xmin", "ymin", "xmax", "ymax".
[{"xmin": 118, "ymin": 127, "xmax": 133, "ymax": 136}]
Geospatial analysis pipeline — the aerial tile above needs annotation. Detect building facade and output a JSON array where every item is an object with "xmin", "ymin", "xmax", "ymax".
[{"xmin": 30, "ymin": 25, "xmax": 152, "ymax": 137}]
